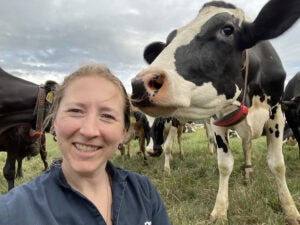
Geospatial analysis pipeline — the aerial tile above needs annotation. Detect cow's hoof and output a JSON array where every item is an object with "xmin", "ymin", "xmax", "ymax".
[
  {"xmin": 164, "ymin": 167, "xmax": 171, "ymax": 175},
  {"xmin": 286, "ymin": 215, "xmax": 300, "ymax": 225},
  {"xmin": 15, "ymin": 173, "xmax": 23, "ymax": 178},
  {"xmin": 209, "ymin": 213, "xmax": 227, "ymax": 224}
]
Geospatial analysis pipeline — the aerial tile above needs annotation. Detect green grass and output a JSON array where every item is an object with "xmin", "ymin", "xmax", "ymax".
[{"xmin": 0, "ymin": 129, "xmax": 299, "ymax": 224}]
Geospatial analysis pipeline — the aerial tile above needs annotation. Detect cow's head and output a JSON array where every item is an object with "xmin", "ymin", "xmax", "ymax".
[
  {"xmin": 131, "ymin": 0, "xmax": 300, "ymax": 120},
  {"xmin": 43, "ymin": 80, "xmax": 58, "ymax": 133},
  {"xmin": 146, "ymin": 117, "xmax": 166, "ymax": 157},
  {"xmin": 281, "ymin": 96, "xmax": 300, "ymax": 122}
]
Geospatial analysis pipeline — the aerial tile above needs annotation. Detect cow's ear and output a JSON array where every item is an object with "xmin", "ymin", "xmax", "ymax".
[
  {"xmin": 144, "ymin": 41, "xmax": 166, "ymax": 64},
  {"xmin": 44, "ymin": 80, "xmax": 58, "ymax": 92},
  {"xmin": 238, "ymin": 0, "xmax": 300, "ymax": 49}
]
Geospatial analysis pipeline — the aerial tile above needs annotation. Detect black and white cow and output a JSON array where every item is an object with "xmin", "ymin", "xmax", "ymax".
[
  {"xmin": 282, "ymin": 72, "xmax": 300, "ymax": 155},
  {"xmin": 146, "ymin": 116, "xmax": 184, "ymax": 174},
  {"xmin": 131, "ymin": 0, "xmax": 300, "ymax": 223}
]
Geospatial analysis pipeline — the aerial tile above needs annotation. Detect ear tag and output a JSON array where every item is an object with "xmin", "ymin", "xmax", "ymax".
[
  {"xmin": 46, "ymin": 92, "xmax": 54, "ymax": 103},
  {"xmin": 130, "ymin": 116, "xmax": 137, "ymax": 123}
]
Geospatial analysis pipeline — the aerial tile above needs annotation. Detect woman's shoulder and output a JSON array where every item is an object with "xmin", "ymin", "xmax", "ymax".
[{"xmin": 0, "ymin": 166, "xmax": 60, "ymax": 202}]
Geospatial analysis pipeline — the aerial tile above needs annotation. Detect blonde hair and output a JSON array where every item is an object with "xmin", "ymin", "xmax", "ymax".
[{"xmin": 44, "ymin": 63, "xmax": 130, "ymax": 133}]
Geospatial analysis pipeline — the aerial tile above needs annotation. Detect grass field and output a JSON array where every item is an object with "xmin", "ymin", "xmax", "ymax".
[{"xmin": 0, "ymin": 128, "xmax": 299, "ymax": 224}]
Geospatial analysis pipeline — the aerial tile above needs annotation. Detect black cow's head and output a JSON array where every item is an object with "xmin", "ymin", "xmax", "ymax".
[
  {"xmin": 131, "ymin": 0, "xmax": 300, "ymax": 120},
  {"xmin": 43, "ymin": 80, "xmax": 58, "ymax": 133},
  {"xmin": 282, "ymin": 96, "xmax": 300, "ymax": 122}
]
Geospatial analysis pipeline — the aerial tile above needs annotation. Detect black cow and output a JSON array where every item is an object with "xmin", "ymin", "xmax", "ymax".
[
  {"xmin": 131, "ymin": 0, "xmax": 300, "ymax": 223},
  {"xmin": 0, "ymin": 68, "xmax": 57, "ymax": 191},
  {"xmin": 282, "ymin": 72, "xmax": 300, "ymax": 155},
  {"xmin": 146, "ymin": 116, "xmax": 184, "ymax": 174}
]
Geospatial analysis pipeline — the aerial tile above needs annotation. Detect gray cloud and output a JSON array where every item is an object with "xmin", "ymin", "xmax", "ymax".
[{"xmin": 0, "ymin": 0, "xmax": 299, "ymax": 92}]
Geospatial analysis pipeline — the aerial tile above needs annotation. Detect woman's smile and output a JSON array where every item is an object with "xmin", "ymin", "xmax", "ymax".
[{"xmin": 73, "ymin": 143, "xmax": 102, "ymax": 152}]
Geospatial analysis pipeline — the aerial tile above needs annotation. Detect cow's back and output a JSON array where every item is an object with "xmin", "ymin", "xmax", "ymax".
[{"xmin": 0, "ymin": 68, "xmax": 38, "ymax": 115}]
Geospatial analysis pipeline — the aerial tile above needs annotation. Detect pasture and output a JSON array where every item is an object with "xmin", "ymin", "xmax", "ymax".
[{"xmin": 0, "ymin": 128, "xmax": 299, "ymax": 225}]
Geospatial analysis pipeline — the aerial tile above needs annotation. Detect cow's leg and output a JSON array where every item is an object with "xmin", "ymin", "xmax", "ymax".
[
  {"xmin": 163, "ymin": 126, "xmax": 177, "ymax": 175},
  {"xmin": 205, "ymin": 118, "xmax": 215, "ymax": 155},
  {"xmin": 40, "ymin": 135, "xmax": 48, "ymax": 171},
  {"xmin": 138, "ymin": 135, "xmax": 147, "ymax": 164},
  {"xmin": 235, "ymin": 120, "xmax": 254, "ymax": 184},
  {"xmin": 3, "ymin": 153, "xmax": 16, "ymax": 191},
  {"xmin": 118, "ymin": 144, "xmax": 125, "ymax": 161},
  {"xmin": 177, "ymin": 125, "xmax": 184, "ymax": 160},
  {"xmin": 210, "ymin": 126, "xmax": 233, "ymax": 221},
  {"xmin": 265, "ymin": 106, "xmax": 300, "ymax": 224},
  {"xmin": 241, "ymin": 137, "xmax": 253, "ymax": 184},
  {"xmin": 16, "ymin": 157, "xmax": 23, "ymax": 178},
  {"xmin": 126, "ymin": 143, "xmax": 131, "ymax": 158}
]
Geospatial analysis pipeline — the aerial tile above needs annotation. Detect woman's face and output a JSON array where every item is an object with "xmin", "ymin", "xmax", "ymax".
[{"xmin": 54, "ymin": 75, "xmax": 126, "ymax": 176}]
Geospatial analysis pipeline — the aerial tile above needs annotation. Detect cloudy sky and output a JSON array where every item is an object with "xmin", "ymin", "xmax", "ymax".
[{"xmin": 0, "ymin": 0, "xmax": 299, "ymax": 92}]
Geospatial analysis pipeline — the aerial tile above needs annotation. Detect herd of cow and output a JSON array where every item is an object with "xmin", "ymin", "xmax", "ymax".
[{"xmin": 0, "ymin": 0, "xmax": 299, "ymax": 223}]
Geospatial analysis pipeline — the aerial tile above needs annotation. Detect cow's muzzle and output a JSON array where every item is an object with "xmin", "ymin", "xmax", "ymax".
[
  {"xmin": 147, "ymin": 145, "xmax": 163, "ymax": 157},
  {"xmin": 131, "ymin": 72, "xmax": 165, "ymax": 107}
]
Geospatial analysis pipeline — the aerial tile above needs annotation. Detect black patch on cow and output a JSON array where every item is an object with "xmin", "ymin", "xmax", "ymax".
[
  {"xmin": 215, "ymin": 133, "xmax": 228, "ymax": 153},
  {"xmin": 269, "ymin": 125, "xmax": 280, "ymax": 138},
  {"xmin": 166, "ymin": 30, "xmax": 177, "ymax": 45},
  {"xmin": 171, "ymin": 117, "xmax": 180, "ymax": 128},
  {"xmin": 174, "ymin": 13, "xmax": 244, "ymax": 100},
  {"xmin": 165, "ymin": 117, "xmax": 173, "ymax": 124},
  {"xmin": 274, "ymin": 123, "xmax": 280, "ymax": 138},
  {"xmin": 270, "ymin": 106, "xmax": 278, "ymax": 120},
  {"xmin": 275, "ymin": 130, "xmax": 280, "ymax": 138}
]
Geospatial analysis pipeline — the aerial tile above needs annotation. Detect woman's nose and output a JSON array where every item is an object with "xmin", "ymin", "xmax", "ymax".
[{"xmin": 79, "ymin": 115, "xmax": 100, "ymax": 138}]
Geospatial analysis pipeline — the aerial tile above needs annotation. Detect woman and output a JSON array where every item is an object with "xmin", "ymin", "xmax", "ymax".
[{"xmin": 0, "ymin": 64, "xmax": 171, "ymax": 225}]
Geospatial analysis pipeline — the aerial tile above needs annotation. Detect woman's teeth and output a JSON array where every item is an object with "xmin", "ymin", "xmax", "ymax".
[{"xmin": 74, "ymin": 143, "xmax": 100, "ymax": 152}]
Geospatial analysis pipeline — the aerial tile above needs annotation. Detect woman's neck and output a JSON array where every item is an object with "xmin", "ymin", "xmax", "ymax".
[
  {"xmin": 61, "ymin": 161, "xmax": 107, "ymax": 193},
  {"xmin": 62, "ymin": 162, "xmax": 112, "ymax": 225}
]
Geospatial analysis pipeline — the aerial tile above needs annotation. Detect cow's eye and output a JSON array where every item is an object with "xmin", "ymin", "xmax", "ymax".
[{"xmin": 222, "ymin": 25, "xmax": 234, "ymax": 36}]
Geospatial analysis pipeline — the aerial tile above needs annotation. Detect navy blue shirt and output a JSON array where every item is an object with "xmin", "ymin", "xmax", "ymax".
[{"xmin": 0, "ymin": 161, "xmax": 171, "ymax": 225}]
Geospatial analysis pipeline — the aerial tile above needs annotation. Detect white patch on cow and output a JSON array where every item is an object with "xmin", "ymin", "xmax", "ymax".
[
  {"xmin": 246, "ymin": 95, "xmax": 270, "ymax": 138},
  {"xmin": 169, "ymin": 84, "xmax": 242, "ymax": 121}
]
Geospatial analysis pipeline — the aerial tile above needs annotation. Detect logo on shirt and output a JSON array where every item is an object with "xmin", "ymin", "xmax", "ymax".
[{"xmin": 144, "ymin": 222, "xmax": 152, "ymax": 225}]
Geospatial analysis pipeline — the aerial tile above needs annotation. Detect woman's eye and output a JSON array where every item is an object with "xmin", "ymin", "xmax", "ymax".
[
  {"xmin": 102, "ymin": 114, "xmax": 115, "ymax": 120},
  {"xmin": 68, "ymin": 108, "xmax": 82, "ymax": 114}
]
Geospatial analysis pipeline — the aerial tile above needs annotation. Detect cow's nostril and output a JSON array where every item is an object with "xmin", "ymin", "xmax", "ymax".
[{"xmin": 148, "ymin": 73, "xmax": 164, "ymax": 91}]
